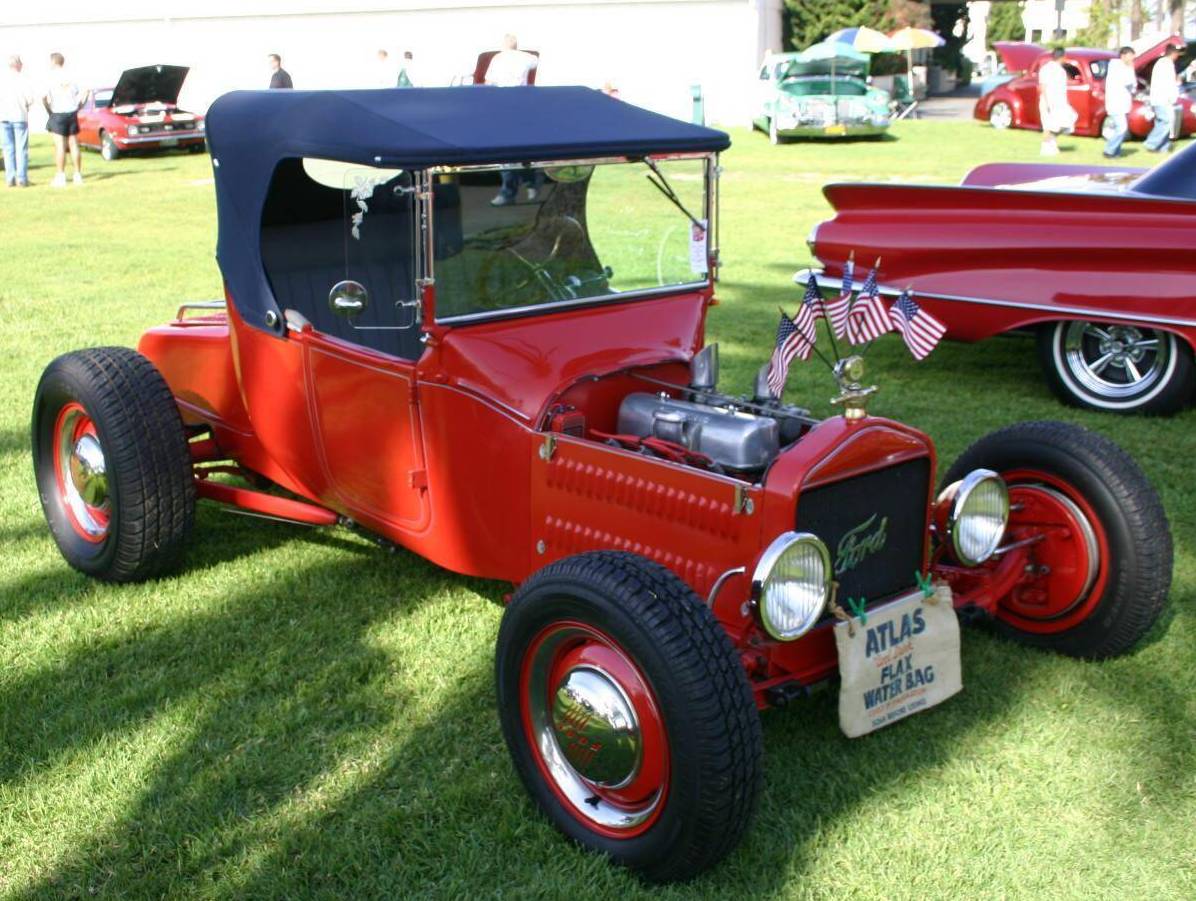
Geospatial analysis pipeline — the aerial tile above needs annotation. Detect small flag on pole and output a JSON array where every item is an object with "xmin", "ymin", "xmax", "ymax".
[
  {"xmin": 802, "ymin": 271, "xmax": 825, "ymax": 321},
  {"xmin": 846, "ymin": 263, "xmax": 891, "ymax": 345},
  {"xmin": 826, "ymin": 256, "xmax": 853, "ymax": 340},
  {"xmin": 766, "ymin": 304, "xmax": 817, "ymax": 398},
  {"xmin": 890, "ymin": 290, "xmax": 947, "ymax": 360}
]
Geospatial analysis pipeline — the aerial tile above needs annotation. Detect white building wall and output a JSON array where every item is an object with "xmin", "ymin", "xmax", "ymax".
[{"xmin": 0, "ymin": 0, "xmax": 783, "ymax": 128}]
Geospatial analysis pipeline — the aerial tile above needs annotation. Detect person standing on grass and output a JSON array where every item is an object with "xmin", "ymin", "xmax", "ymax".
[
  {"xmin": 1145, "ymin": 44, "xmax": 1183, "ymax": 153},
  {"xmin": 43, "ymin": 52, "xmax": 85, "ymax": 187},
  {"xmin": 1038, "ymin": 48, "xmax": 1076, "ymax": 157},
  {"xmin": 1, "ymin": 55, "xmax": 33, "ymax": 187},
  {"xmin": 1103, "ymin": 46, "xmax": 1136, "ymax": 159},
  {"xmin": 267, "ymin": 53, "xmax": 293, "ymax": 89}
]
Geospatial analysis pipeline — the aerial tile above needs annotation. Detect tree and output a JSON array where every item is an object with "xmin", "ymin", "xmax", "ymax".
[
  {"xmin": 782, "ymin": 0, "xmax": 930, "ymax": 51},
  {"xmin": 986, "ymin": 1, "xmax": 1026, "ymax": 47},
  {"xmin": 1076, "ymin": 0, "xmax": 1120, "ymax": 48}
]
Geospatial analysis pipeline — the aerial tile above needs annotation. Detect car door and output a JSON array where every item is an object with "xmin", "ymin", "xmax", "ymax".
[
  {"xmin": 77, "ymin": 94, "xmax": 98, "ymax": 147},
  {"xmin": 1015, "ymin": 67, "xmax": 1041, "ymax": 128},
  {"xmin": 1064, "ymin": 59, "xmax": 1093, "ymax": 133},
  {"xmin": 261, "ymin": 159, "xmax": 428, "ymax": 529}
]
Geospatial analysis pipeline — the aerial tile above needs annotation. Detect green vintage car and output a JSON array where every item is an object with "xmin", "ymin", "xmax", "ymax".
[{"xmin": 753, "ymin": 45, "xmax": 893, "ymax": 142}]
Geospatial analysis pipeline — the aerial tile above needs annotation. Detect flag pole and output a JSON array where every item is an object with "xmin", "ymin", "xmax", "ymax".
[{"xmin": 814, "ymin": 263, "xmax": 843, "ymax": 364}]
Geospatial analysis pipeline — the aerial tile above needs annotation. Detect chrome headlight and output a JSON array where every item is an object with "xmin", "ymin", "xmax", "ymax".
[
  {"xmin": 753, "ymin": 532, "xmax": 832, "ymax": 640},
  {"xmin": 941, "ymin": 469, "xmax": 1009, "ymax": 566}
]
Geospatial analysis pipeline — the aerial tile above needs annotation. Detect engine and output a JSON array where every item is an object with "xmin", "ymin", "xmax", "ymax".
[{"xmin": 614, "ymin": 345, "xmax": 815, "ymax": 476}]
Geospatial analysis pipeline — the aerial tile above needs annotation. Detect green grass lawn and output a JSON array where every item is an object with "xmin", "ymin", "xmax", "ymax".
[{"xmin": 1, "ymin": 123, "xmax": 1193, "ymax": 900}]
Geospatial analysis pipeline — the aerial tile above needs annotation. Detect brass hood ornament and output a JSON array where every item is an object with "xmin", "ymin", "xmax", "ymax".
[{"xmin": 830, "ymin": 355, "xmax": 876, "ymax": 420}]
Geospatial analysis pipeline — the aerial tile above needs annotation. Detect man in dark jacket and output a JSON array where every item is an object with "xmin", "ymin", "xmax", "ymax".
[{"xmin": 267, "ymin": 54, "xmax": 293, "ymax": 89}]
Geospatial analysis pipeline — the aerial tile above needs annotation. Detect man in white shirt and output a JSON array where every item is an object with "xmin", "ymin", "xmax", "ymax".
[
  {"xmin": 373, "ymin": 49, "xmax": 398, "ymax": 88},
  {"xmin": 1038, "ymin": 48, "xmax": 1076, "ymax": 156},
  {"xmin": 486, "ymin": 34, "xmax": 543, "ymax": 205},
  {"xmin": 1103, "ymin": 46, "xmax": 1136, "ymax": 158},
  {"xmin": 42, "ymin": 52, "xmax": 86, "ymax": 186},
  {"xmin": 485, "ymin": 34, "xmax": 538, "ymax": 87},
  {"xmin": 1, "ymin": 55, "xmax": 33, "ymax": 186},
  {"xmin": 1144, "ymin": 43, "xmax": 1183, "ymax": 153}
]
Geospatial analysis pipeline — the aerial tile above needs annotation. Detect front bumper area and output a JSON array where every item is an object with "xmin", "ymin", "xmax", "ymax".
[
  {"xmin": 114, "ymin": 130, "xmax": 205, "ymax": 148},
  {"xmin": 778, "ymin": 120, "xmax": 890, "ymax": 138}
]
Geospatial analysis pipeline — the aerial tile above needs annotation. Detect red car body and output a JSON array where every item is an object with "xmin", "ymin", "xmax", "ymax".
[
  {"xmin": 974, "ymin": 37, "xmax": 1196, "ymax": 139},
  {"xmin": 30, "ymin": 87, "xmax": 1173, "ymax": 880},
  {"xmin": 78, "ymin": 64, "xmax": 206, "ymax": 160},
  {"xmin": 805, "ymin": 150, "xmax": 1196, "ymax": 413}
]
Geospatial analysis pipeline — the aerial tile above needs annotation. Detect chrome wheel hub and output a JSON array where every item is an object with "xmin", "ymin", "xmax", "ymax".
[
  {"xmin": 1063, "ymin": 321, "xmax": 1169, "ymax": 399},
  {"xmin": 69, "ymin": 433, "xmax": 108, "ymax": 507},
  {"xmin": 55, "ymin": 406, "xmax": 110, "ymax": 539},
  {"xmin": 551, "ymin": 666, "xmax": 641, "ymax": 787}
]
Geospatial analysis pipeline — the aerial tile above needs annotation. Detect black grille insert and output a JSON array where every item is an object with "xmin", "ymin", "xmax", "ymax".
[{"xmin": 795, "ymin": 457, "xmax": 930, "ymax": 609}]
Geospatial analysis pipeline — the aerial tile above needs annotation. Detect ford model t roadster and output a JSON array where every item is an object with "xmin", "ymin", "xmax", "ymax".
[{"xmin": 32, "ymin": 88, "xmax": 1172, "ymax": 882}]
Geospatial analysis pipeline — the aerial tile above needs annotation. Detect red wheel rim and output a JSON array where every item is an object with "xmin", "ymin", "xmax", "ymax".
[
  {"xmin": 996, "ymin": 469, "xmax": 1110, "ymax": 634},
  {"xmin": 52, "ymin": 402, "xmax": 111, "ymax": 542},
  {"xmin": 519, "ymin": 620, "xmax": 669, "ymax": 838}
]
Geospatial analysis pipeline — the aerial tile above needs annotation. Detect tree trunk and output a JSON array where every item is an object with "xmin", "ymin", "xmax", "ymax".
[
  {"xmin": 1130, "ymin": 0, "xmax": 1143, "ymax": 39},
  {"xmin": 1170, "ymin": 0, "xmax": 1185, "ymax": 35}
]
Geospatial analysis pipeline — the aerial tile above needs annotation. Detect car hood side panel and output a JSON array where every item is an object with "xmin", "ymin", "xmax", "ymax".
[
  {"xmin": 423, "ymin": 292, "xmax": 708, "ymax": 424},
  {"xmin": 111, "ymin": 65, "xmax": 190, "ymax": 108}
]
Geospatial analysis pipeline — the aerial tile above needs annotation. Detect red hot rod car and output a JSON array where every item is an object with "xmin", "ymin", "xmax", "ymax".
[
  {"xmin": 805, "ymin": 146, "xmax": 1196, "ymax": 414},
  {"xmin": 32, "ymin": 87, "xmax": 1173, "ymax": 881},
  {"xmin": 975, "ymin": 37, "xmax": 1196, "ymax": 141},
  {"xmin": 78, "ymin": 64, "xmax": 206, "ymax": 161}
]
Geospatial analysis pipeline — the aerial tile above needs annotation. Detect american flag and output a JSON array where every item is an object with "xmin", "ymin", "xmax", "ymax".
[
  {"xmin": 766, "ymin": 304, "xmax": 817, "ymax": 397},
  {"xmin": 845, "ymin": 264, "xmax": 890, "ymax": 344},
  {"xmin": 802, "ymin": 271, "xmax": 826, "ymax": 321},
  {"xmin": 890, "ymin": 291, "xmax": 947, "ymax": 360},
  {"xmin": 825, "ymin": 257, "xmax": 853, "ymax": 340}
]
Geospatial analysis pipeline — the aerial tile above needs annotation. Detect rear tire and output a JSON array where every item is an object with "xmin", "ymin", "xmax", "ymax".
[
  {"xmin": 1038, "ymin": 320, "xmax": 1194, "ymax": 414},
  {"xmin": 496, "ymin": 551, "xmax": 762, "ymax": 883},
  {"xmin": 942, "ymin": 421, "xmax": 1171, "ymax": 658},
  {"xmin": 989, "ymin": 101, "xmax": 1013, "ymax": 129},
  {"xmin": 32, "ymin": 347, "xmax": 195, "ymax": 581}
]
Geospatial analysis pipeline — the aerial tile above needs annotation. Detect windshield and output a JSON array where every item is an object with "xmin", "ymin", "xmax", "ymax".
[{"xmin": 432, "ymin": 157, "xmax": 710, "ymax": 321}]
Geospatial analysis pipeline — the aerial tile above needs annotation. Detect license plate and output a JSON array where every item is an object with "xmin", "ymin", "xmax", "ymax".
[
  {"xmin": 823, "ymin": 124, "xmax": 847, "ymax": 135},
  {"xmin": 834, "ymin": 587, "xmax": 962, "ymax": 737},
  {"xmin": 160, "ymin": 137, "xmax": 179, "ymax": 147}
]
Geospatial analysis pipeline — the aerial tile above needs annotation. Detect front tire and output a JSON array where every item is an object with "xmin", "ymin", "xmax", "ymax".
[
  {"xmin": 1038, "ymin": 320, "xmax": 1194, "ymax": 414},
  {"xmin": 100, "ymin": 131, "xmax": 119, "ymax": 161},
  {"xmin": 32, "ymin": 347, "xmax": 195, "ymax": 581},
  {"xmin": 989, "ymin": 100, "xmax": 1013, "ymax": 129},
  {"xmin": 496, "ymin": 551, "xmax": 762, "ymax": 883},
  {"xmin": 942, "ymin": 421, "xmax": 1172, "ymax": 658}
]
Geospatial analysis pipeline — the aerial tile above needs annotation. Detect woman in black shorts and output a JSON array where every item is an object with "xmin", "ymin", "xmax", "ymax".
[{"xmin": 43, "ymin": 52, "xmax": 84, "ymax": 186}]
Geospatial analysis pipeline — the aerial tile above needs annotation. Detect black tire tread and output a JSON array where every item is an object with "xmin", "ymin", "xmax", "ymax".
[
  {"xmin": 34, "ymin": 347, "xmax": 194, "ymax": 581},
  {"xmin": 499, "ymin": 551, "xmax": 762, "ymax": 883},
  {"xmin": 943, "ymin": 420, "xmax": 1172, "ymax": 658}
]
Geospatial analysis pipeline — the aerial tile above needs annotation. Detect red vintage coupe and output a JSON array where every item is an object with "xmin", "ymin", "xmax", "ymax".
[
  {"xmin": 974, "ymin": 37, "xmax": 1196, "ymax": 141},
  {"xmin": 78, "ymin": 64, "xmax": 206, "ymax": 161},
  {"xmin": 804, "ymin": 147, "xmax": 1196, "ymax": 414},
  {"xmin": 31, "ymin": 87, "xmax": 1172, "ymax": 881}
]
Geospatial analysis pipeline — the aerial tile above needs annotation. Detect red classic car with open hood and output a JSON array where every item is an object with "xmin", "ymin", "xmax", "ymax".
[
  {"xmin": 78, "ymin": 64, "xmax": 206, "ymax": 161},
  {"xmin": 804, "ymin": 145, "xmax": 1196, "ymax": 414},
  {"xmin": 31, "ymin": 87, "xmax": 1173, "ymax": 882},
  {"xmin": 975, "ymin": 36, "xmax": 1196, "ymax": 141}
]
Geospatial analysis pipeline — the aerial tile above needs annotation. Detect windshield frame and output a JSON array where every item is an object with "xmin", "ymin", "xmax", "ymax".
[{"xmin": 425, "ymin": 151, "xmax": 717, "ymax": 327}]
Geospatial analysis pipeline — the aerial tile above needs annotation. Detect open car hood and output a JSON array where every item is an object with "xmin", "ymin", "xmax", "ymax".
[
  {"xmin": 110, "ymin": 65, "xmax": 189, "ymax": 108},
  {"xmin": 783, "ymin": 44, "xmax": 870, "ymax": 79},
  {"xmin": 1131, "ymin": 33, "xmax": 1191, "ymax": 74},
  {"xmin": 993, "ymin": 41, "xmax": 1045, "ymax": 74}
]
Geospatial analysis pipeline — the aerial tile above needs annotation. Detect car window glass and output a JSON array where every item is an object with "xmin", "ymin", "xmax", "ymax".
[
  {"xmin": 1063, "ymin": 63, "xmax": 1082, "ymax": 83},
  {"xmin": 432, "ymin": 157, "xmax": 708, "ymax": 321},
  {"xmin": 259, "ymin": 159, "xmax": 423, "ymax": 360},
  {"xmin": 94, "ymin": 89, "xmax": 113, "ymax": 109},
  {"xmin": 1089, "ymin": 60, "xmax": 1108, "ymax": 80},
  {"xmin": 759, "ymin": 65, "xmax": 769, "ymax": 80}
]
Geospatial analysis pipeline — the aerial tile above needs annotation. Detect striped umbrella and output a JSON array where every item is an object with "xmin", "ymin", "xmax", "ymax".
[
  {"xmin": 888, "ymin": 27, "xmax": 946, "ymax": 100},
  {"xmin": 826, "ymin": 26, "xmax": 896, "ymax": 54}
]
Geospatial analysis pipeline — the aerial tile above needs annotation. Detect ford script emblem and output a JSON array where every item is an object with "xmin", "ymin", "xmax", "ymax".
[{"xmin": 835, "ymin": 513, "xmax": 888, "ymax": 575}]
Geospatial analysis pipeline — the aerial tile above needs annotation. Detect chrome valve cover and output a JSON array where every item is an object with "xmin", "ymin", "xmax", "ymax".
[{"xmin": 617, "ymin": 392, "xmax": 780, "ymax": 471}]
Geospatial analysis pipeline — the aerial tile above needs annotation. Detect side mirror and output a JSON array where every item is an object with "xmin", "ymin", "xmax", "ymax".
[
  {"xmin": 329, "ymin": 280, "xmax": 368, "ymax": 318},
  {"xmin": 690, "ymin": 343, "xmax": 719, "ymax": 391}
]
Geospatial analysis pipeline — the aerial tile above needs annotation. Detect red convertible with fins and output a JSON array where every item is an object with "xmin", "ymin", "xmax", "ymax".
[{"xmin": 805, "ymin": 143, "xmax": 1196, "ymax": 414}]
